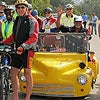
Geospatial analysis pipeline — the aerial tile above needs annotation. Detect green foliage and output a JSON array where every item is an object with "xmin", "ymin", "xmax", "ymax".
[
  {"xmin": 31, "ymin": 0, "xmax": 52, "ymax": 16},
  {"xmin": 2, "ymin": 0, "xmax": 99, "ymax": 19}
]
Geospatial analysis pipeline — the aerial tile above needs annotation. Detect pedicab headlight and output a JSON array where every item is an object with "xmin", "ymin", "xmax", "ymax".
[
  {"xmin": 19, "ymin": 73, "xmax": 26, "ymax": 82},
  {"xmin": 77, "ymin": 75, "xmax": 88, "ymax": 85}
]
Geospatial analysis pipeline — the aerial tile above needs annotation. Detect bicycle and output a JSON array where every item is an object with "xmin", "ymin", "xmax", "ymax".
[{"xmin": 0, "ymin": 44, "xmax": 16, "ymax": 100}]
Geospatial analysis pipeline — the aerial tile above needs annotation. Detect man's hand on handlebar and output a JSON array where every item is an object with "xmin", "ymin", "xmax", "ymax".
[
  {"xmin": 17, "ymin": 47, "xmax": 24, "ymax": 55},
  {"xmin": 0, "ymin": 41, "xmax": 3, "ymax": 45}
]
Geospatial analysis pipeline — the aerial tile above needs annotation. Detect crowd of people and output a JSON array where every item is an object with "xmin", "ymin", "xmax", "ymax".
[
  {"xmin": 0, "ymin": 1, "xmax": 99, "ymax": 40},
  {"xmin": 0, "ymin": 0, "xmax": 98, "ymax": 100}
]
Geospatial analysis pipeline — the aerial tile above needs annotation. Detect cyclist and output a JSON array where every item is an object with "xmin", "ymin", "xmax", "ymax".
[
  {"xmin": 0, "ymin": 1, "xmax": 7, "ymax": 22},
  {"xmin": 82, "ymin": 12, "xmax": 88, "ymax": 28},
  {"xmin": 56, "ymin": 4, "xmax": 77, "ymax": 28},
  {"xmin": 0, "ymin": 1, "xmax": 7, "ymax": 11},
  {"xmin": 42, "ymin": 7, "xmax": 58, "ymax": 33},
  {"xmin": 27, "ymin": 3, "xmax": 33, "ymax": 15},
  {"xmin": 1, "ymin": 0, "xmax": 39, "ymax": 100},
  {"xmin": 59, "ymin": 16, "xmax": 89, "ymax": 33},
  {"xmin": 59, "ymin": 16, "xmax": 91, "ymax": 51},
  {"xmin": 0, "ymin": 5, "xmax": 15, "ymax": 40}
]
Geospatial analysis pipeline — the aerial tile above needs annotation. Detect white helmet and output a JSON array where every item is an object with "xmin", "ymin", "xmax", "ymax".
[
  {"xmin": 66, "ymin": 4, "xmax": 74, "ymax": 9},
  {"xmin": 74, "ymin": 16, "xmax": 83, "ymax": 22},
  {"xmin": 15, "ymin": 0, "xmax": 29, "ymax": 8}
]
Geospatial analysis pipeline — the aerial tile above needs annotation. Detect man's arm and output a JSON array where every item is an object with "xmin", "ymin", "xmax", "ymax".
[
  {"xmin": 21, "ymin": 16, "xmax": 38, "ymax": 50},
  {"xmin": 56, "ymin": 7, "xmax": 63, "ymax": 28}
]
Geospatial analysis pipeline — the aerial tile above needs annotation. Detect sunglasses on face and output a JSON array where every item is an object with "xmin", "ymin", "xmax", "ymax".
[
  {"xmin": 17, "ymin": 6, "xmax": 26, "ymax": 9},
  {"xmin": 5, "ymin": 12, "xmax": 13, "ymax": 15},
  {"xmin": 66, "ymin": 8, "xmax": 72, "ymax": 11},
  {"xmin": 45, "ymin": 12, "xmax": 50, "ymax": 14}
]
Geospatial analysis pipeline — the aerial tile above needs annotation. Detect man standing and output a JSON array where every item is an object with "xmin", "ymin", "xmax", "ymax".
[
  {"xmin": 90, "ymin": 13, "xmax": 98, "ymax": 35},
  {"xmin": 2, "ymin": 0, "xmax": 39, "ymax": 100},
  {"xmin": 1, "ymin": 6, "xmax": 15, "ymax": 40},
  {"xmin": 82, "ymin": 12, "xmax": 88, "ymax": 28}
]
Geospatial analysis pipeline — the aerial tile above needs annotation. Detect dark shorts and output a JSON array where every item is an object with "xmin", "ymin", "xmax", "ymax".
[{"xmin": 11, "ymin": 50, "xmax": 35, "ymax": 69}]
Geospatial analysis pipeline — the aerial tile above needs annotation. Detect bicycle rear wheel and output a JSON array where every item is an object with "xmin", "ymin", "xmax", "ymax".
[
  {"xmin": 0, "ymin": 69, "xmax": 4, "ymax": 100},
  {"xmin": 2, "ymin": 68, "xmax": 11, "ymax": 100}
]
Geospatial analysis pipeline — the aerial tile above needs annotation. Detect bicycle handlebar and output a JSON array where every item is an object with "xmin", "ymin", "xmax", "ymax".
[{"xmin": 0, "ymin": 43, "xmax": 16, "ymax": 54}]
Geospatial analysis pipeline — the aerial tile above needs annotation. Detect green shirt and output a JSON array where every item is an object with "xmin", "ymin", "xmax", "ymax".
[
  {"xmin": 1, "ymin": 20, "xmax": 14, "ymax": 39},
  {"xmin": 60, "ymin": 13, "xmax": 76, "ymax": 27}
]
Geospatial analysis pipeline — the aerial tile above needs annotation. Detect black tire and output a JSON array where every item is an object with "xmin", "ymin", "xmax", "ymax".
[
  {"xmin": 0, "ymin": 69, "xmax": 4, "ymax": 100},
  {"xmin": 4, "ymin": 77, "xmax": 9, "ymax": 100},
  {"xmin": 2, "ymin": 68, "xmax": 10, "ymax": 100}
]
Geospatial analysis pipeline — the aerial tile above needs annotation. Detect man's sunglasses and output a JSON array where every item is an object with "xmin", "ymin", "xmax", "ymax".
[
  {"xmin": 17, "ymin": 6, "xmax": 26, "ymax": 9},
  {"xmin": 66, "ymin": 8, "xmax": 72, "ymax": 11},
  {"xmin": 45, "ymin": 12, "xmax": 50, "ymax": 14},
  {"xmin": 5, "ymin": 12, "xmax": 13, "ymax": 15}
]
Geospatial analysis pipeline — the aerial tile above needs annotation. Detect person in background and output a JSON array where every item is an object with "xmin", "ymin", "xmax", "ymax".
[
  {"xmin": 0, "ymin": 5, "xmax": 15, "ymax": 40},
  {"xmin": 27, "ymin": 3, "xmax": 33, "ymax": 15},
  {"xmin": 56, "ymin": 4, "xmax": 77, "ymax": 28},
  {"xmin": 0, "ymin": 1, "xmax": 7, "ymax": 11},
  {"xmin": 0, "ymin": 2, "xmax": 8, "ymax": 39},
  {"xmin": 82, "ymin": 12, "xmax": 88, "ymax": 28},
  {"xmin": 59, "ymin": 16, "xmax": 91, "ymax": 51},
  {"xmin": 90, "ymin": 13, "xmax": 98, "ymax": 35},
  {"xmin": 42, "ymin": 7, "xmax": 58, "ymax": 33},
  {"xmin": 0, "ymin": 1, "xmax": 7, "ymax": 22},
  {"xmin": 0, "ymin": 10, "xmax": 6, "ymax": 22},
  {"xmin": 31, "ymin": 9, "xmax": 43, "ymax": 32},
  {"xmin": 1, "ymin": 0, "xmax": 39, "ymax": 100},
  {"xmin": 59, "ymin": 16, "xmax": 88, "ymax": 33}
]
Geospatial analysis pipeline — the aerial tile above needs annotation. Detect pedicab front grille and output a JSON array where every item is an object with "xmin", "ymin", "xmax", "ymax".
[{"xmin": 32, "ymin": 84, "xmax": 74, "ymax": 97}]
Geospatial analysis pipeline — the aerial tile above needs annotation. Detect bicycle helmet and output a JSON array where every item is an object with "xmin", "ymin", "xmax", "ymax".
[
  {"xmin": 74, "ymin": 16, "xmax": 83, "ymax": 22},
  {"xmin": 0, "ymin": 1, "xmax": 7, "ymax": 7},
  {"xmin": 65, "ymin": 4, "xmax": 74, "ymax": 9},
  {"xmin": 44, "ymin": 7, "xmax": 52, "ymax": 13},
  {"xmin": 4, "ymin": 5, "xmax": 15, "ymax": 12},
  {"xmin": 28, "ymin": 3, "xmax": 33, "ymax": 10},
  {"xmin": 31, "ymin": 9, "xmax": 38, "ymax": 16},
  {"xmin": 15, "ymin": 0, "xmax": 29, "ymax": 8}
]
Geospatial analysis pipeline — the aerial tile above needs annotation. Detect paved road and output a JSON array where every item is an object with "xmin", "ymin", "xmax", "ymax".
[{"xmin": 8, "ymin": 21, "xmax": 100, "ymax": 100}]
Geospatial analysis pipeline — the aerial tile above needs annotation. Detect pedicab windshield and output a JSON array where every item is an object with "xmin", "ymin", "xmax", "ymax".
[{"xmin": 37, "ymin": 32, "xmax": 89, "ymax": 53}]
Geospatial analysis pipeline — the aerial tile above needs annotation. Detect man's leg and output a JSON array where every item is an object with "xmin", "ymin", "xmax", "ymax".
[
  {"xmin": 94, "ymin": 24, "xmax": 97, "ymax": 35},
  {"xmin": 91, "ymin": 24, "xmax": 94, "ymax": 35},
  {"xmin": 24, "ymin": 68, "xmax": 33, "ymax": 100},
  {"xmin": 10, "ymin": 67, "xmax": 19, "ymax": 100}
]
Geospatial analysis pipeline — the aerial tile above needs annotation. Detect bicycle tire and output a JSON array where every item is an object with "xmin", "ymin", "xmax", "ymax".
[
  {"xmin": 3, "ymin": 68, "xmax": 10, "ymax": 100},
  {"xmin": 4, "ymin": 78, "xmax": 9, "ymax": 100},
  {"xmin": 0, "ymin": 69, "xmax": 4, "ymax": 100}
]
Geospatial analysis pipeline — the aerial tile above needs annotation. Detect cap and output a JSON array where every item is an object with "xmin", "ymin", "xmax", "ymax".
[
  {"xmin": 31, "ymin": 9, "xmax": 38, "ymax": 16},
  {"xmin": 74, "ymin": 16, "xmax": 83, "ymax": 22},
  {"xmin": 66, "ymin": 4, "xmax": 74, "ymax": 9}
]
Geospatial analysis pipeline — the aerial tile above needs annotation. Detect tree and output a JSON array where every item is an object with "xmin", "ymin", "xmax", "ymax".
[{"xmin": 77, "ymin": 0, "xmax": 100, "ymax": 19}]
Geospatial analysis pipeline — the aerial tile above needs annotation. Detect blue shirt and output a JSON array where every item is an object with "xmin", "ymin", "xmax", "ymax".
[
  {"xmin": 0, "ymin": 15, "xmax": 6, "ymax": 22},
  {"xmin": 82, "ymin": 14, "xmax": 88, "ymax": 22}
]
